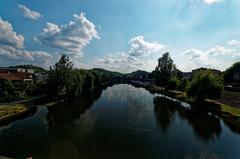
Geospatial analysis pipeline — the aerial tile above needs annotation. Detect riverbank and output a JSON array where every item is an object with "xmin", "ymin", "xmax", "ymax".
[
  {"xmin": 0, "ymin": 95, "xmax": 58, "ymax": 125},
  {"xmin": 0, "ymin": 104, "xmax": 30, "ymax": 124},
  {"xmin": 131, "ymin": 80, "xmax": 240, "ymax": 118}
]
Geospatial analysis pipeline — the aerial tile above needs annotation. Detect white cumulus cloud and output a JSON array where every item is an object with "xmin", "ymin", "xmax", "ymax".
[
  {"xmin": 129, "ymin": 36, "xmax": 164, "ymax": 57},
  {"xmin": 0, "ymin": 17, "xmax": 53, "ymax": 68},
  {"xmin": 95, "ymin": 36, "xmax": 165, "ymax": 73},
  {"xmin": 226, "ymin": 39, "xmax": 240, "ymax": 46},
  {"xmin": 0, "ymin": 17, "xmax": 24, "ymax": 49},
  {"xmin": 202, "ymin": 0, "xmax": 222, "ymax": 4},
  {"xmin": 18, "ymin": 4, "xmax": 42, "ymax": 20},
  {"xmin": 36, "ymin": 13, "xmax": 99, "ymax": 57},
  {"xmin": 95, "ymin": 52, "xmax": 145, "ymax": 73},
  {"xmin": 182, "ymin": 45, "xmax": 238, "ymax": 71},
  {"xmin": 206, "ymin": 45, "xmax": 235, "ymax": 56}
]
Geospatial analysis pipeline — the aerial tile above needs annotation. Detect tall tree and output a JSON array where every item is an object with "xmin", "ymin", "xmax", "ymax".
[
  {"xmin": 154, "ymin": 52, "xmax": 177, "ymax": 86},
  {"xmin": 224, "ymin": 62, "xmax": 240, "ymax": 83},
  {"xmin": 48, "ymin": 55, "xmax": 73, "ymax": 96}
]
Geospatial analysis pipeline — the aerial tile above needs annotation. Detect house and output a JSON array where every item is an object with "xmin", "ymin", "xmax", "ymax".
[
  {"xmin": 0, "ymin": 68, "xmax": 34, "ymax": 83},
  {"xmin": 182, "ymin": 72, "xmax": 192, "ymax": 80},
  {"xmin": 0, "ymin": 67, "xmax": 34, "ymax": 74},
  {"xmin": 182, "ymin": 68, "xmax": 222, "ymax": 80},
  {"xmin": 34, "ymin": 73, "xmax": 49, "ymax": 82}
]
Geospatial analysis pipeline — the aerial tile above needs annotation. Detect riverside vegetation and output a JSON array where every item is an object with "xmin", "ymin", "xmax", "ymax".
[{"xmin": 0, "ymin": 53, "xmax": 240, "ymax": 123}]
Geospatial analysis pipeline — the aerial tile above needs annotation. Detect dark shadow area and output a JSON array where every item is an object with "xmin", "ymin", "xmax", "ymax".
[
  {"xmin": 154, "ymin": 96, "xmax": 222, "ymax": 143},
  {"xmin": 0, "ymin": 88, "xmax": 103, "ymax": 159},
  {"xmin": 47, "ymin": 88, "xmax": 103, "ymax": 139}
]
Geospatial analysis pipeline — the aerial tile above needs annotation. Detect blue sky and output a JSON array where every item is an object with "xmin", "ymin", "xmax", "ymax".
[{"xmin": 0, "ymin": 0, "xmax": 240, "ymax": 72}]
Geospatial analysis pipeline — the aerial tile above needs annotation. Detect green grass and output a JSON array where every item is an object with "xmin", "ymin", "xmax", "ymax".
[
  {"xmin": 206, "ymin": 99, "xmax": 240, "ymax": 117},
  {"xmin": 0, "ymin": 104, "xmax": 29, "ymax": 121},
  {"xmin": 44, "ymin": 101, "xmax": 58, "ymax": 107},
  {"xmin": 149, "ymin": 84, "xmax": 240, "ymax": 117}
]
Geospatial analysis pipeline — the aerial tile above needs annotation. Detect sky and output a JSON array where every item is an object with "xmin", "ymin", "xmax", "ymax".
[{"xmin": 0, "ymin": 0, "xmax": 240, "ymax": 73}]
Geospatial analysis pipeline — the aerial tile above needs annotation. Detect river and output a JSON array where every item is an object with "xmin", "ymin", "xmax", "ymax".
[{"xmin": 0, "ymin": 84, "xmax": 239, "ymax": 159}]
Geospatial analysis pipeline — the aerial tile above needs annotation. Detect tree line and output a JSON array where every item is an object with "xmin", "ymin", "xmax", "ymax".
[
  {"xmin": 48, "ymin": 55, "xmax": 104, "ymax": 97},
  {"xmin": 152, "ymin": 52, "xmax": 229, "ymax": 101},
  {"xmin": 0, "ymin": 53, "xmax": 239, "ymax": 102}
]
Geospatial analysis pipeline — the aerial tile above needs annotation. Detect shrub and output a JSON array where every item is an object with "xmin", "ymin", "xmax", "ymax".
[
  {"xmin": 167, "ymin": 77, "xmax": 180, "ymax": 90},
  {"xmin": 178, "ymin": 78, "xmax": 189, "ymax": 91},
  {"xmin": 186, "ymin": 70, "xmax": 223, "ymax": 101}
]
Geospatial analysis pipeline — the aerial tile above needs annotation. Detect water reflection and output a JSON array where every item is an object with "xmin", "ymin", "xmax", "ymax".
[
  {"xmin": 0, "ymin": 84, "xmax": 240, "ymax": 159},
  {"xmin": 47, "ymin": 89, "xmax": 103, "ymax": 138},
  {"xmin": 153, "ymin": 96, "xmax": 222, "ymax": 142}
]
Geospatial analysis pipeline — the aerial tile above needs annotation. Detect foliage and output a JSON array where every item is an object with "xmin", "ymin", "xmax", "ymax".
[
  {"xmin": 167, "ymin": 77, "xmax": 180, "ymax": 90},
  {"xmin": 186, "ymin": 70, "xmax": 223, "ymax": 101},
  {"xmin": 154, "ymin": 52, "xmax": 177, "ymax": 86},
  {"xmin": 127, "ymin": 70, "xmax": 149, "ymax": 80},
  {"xmin": 48, "ymin": 55, "xmax": 103, "ymax": 97},
  {"xmin": 224, "ymin": 62, "xmax": 240, "ymax": 83},
  {"xmin": 92, "ymin": 68, "xmax": 123, "ymax": 78},
  {"xmin": 48, "ymin": 55, "xmax": 73, "ymax": 96},
  {"xmin": 0, "ymin": 80, "xmax": 36, "ymax": 103},
  {"xmin": 9, "ymin": 64, "xmax": 48, "ymax": 73},
  {"xmin": 178, "ymin": 78, "xmax": 189, "ymax": 91}
]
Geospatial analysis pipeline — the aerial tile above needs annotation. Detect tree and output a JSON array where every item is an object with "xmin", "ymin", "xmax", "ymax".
[
  {"xmin": 48, "ymin": 54, "xmax": 73, "ymax": 96},
  {"xmin": 154, "ymin": 52, "xmax": 177, "ymax": 86},
  {"xmin": 82, "ymin": 71, "xmax": 95, "ymax": 91},
  {"xmin": 167, "ymin": 77, "xmax": 180, "ymax": 90},
  {"xmin": 178, "ymin": 78, "xmax": 189, "ymax": 91},
  {"xmin": 186, "ymin": 70, "xmax": 223, "ymax": 101},
  {"xmin": 224, "ymin": 62, "xmax": 240, "ymax": 83},
  {"xmin": 68, "ymin": 69, "xmax": 84, "ymax": 96}
]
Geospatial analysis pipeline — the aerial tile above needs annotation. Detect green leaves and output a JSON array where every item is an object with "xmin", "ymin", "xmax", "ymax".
[
  {"xmin": 155, "ymin": 52, "xmax": 177, "ymax": 86},
  {"xmin": 48, "ymin": 55, "xmax": 103, "ymax": 97},
  {"xmin": 187, "ymin": 70, "xmax": 223, "ymax": 101}
]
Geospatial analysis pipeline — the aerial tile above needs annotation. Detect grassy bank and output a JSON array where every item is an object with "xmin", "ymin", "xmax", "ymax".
[
  {"xmin": 206, "ymin": 99, "xmax": 240, "ymax": 117},
  {"xmin": 0, "ymin": 104, "xmax": 29, "ymax": 124},
  {"xmin": 144, "ymin": 84, "xmax": 240, "ymax": 118},
  {"xmin": 0, "ymin": 98, "xmax": 58, "ymax": 125}
]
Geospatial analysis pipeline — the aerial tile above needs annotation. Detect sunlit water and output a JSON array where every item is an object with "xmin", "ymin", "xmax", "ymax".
[{"xmin": 0, "ymin": 84, "xmax": 240, "ymax": 159}]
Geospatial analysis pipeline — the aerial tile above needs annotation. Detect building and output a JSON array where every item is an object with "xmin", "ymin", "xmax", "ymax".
[
  {"xmin": 182, "ymin": 72, "xmax": 192, "ymax": 80},
  {"xmin": 0, "ymin": 68, "xmax": 34, "ymax": 83},
  {"xmin": 182, "ymin": 68, "xmax": 222, "ymax": 80},
  {"xmin": 34, "ymin": 73, "xmax": 49, "ymax": 82},
  {"xmin": 0, "ymin": 67, "xmax": 34, "ymax": 74}
]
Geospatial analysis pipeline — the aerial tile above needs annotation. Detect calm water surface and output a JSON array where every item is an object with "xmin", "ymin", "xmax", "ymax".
[{"xmin": 0, "ymin": 84, "xmax": 240, "ymax": 159}]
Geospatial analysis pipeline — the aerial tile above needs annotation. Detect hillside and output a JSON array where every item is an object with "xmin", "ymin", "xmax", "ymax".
[
  {"xmin": 92, "ymin": 68, "xmax": 124, "ymax": 77},
  {"xmin": 9, "ymin": 65, "xmax": 48, "ymax": 73}
]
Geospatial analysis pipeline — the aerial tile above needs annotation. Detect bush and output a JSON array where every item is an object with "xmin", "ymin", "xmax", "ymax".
[
  {"xmin": 167, "ymin": 77, "xmax": 180, "ymax": 90},
  {"xmin": 178, "ymin": 78, "xmax": 189, "ymax": 91},
  {"xmin": 186, "ymin": 70, "xmax": 223, "ymax": 101}
]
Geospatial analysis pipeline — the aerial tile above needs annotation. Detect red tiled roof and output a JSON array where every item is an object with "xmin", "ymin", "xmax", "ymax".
[{"xmin": 0, "ymin": 72, "xmax": 33, "ymax": 81}]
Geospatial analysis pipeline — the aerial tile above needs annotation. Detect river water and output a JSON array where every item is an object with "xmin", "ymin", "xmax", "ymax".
[{"xmin": 0, "ymin": 84, "xmax": 240, "ymax": 159}]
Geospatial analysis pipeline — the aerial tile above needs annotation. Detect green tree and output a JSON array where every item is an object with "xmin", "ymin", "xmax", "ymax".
[
  {"xmin": 48, "ymin": 54, "xmax": 73, "ymax": 96},
  {"xmin": 68, "ymin": 69, "xmax": 84, "ymax": 96},
  {"xmin": 167, "ymin": 77, "xmax": 180, "ymax": 90},
  {"xmin": 224, "ymin": 62, "xmax": 240, "ymax": 83},
  {"xmin": 154, "ymin": 52, "xmax": 177, "ymax": 86},
  {"xmin": 186, "ymin": 70, "xmax": 223, "ymax": 101},
  {"xmin": 178, "ymin": 78, "xmax": 189, "ymax": 91},
  {"xmin": 0, "ymin": 80, "xmax": 14, "ymax": 94},
  {"xmin": 92, "ymin": 71, "xmax": 103, "ymax": 88},
  {"xmin": 82, "ymin": 71, "xmax": 95, "ymax": 91}
]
